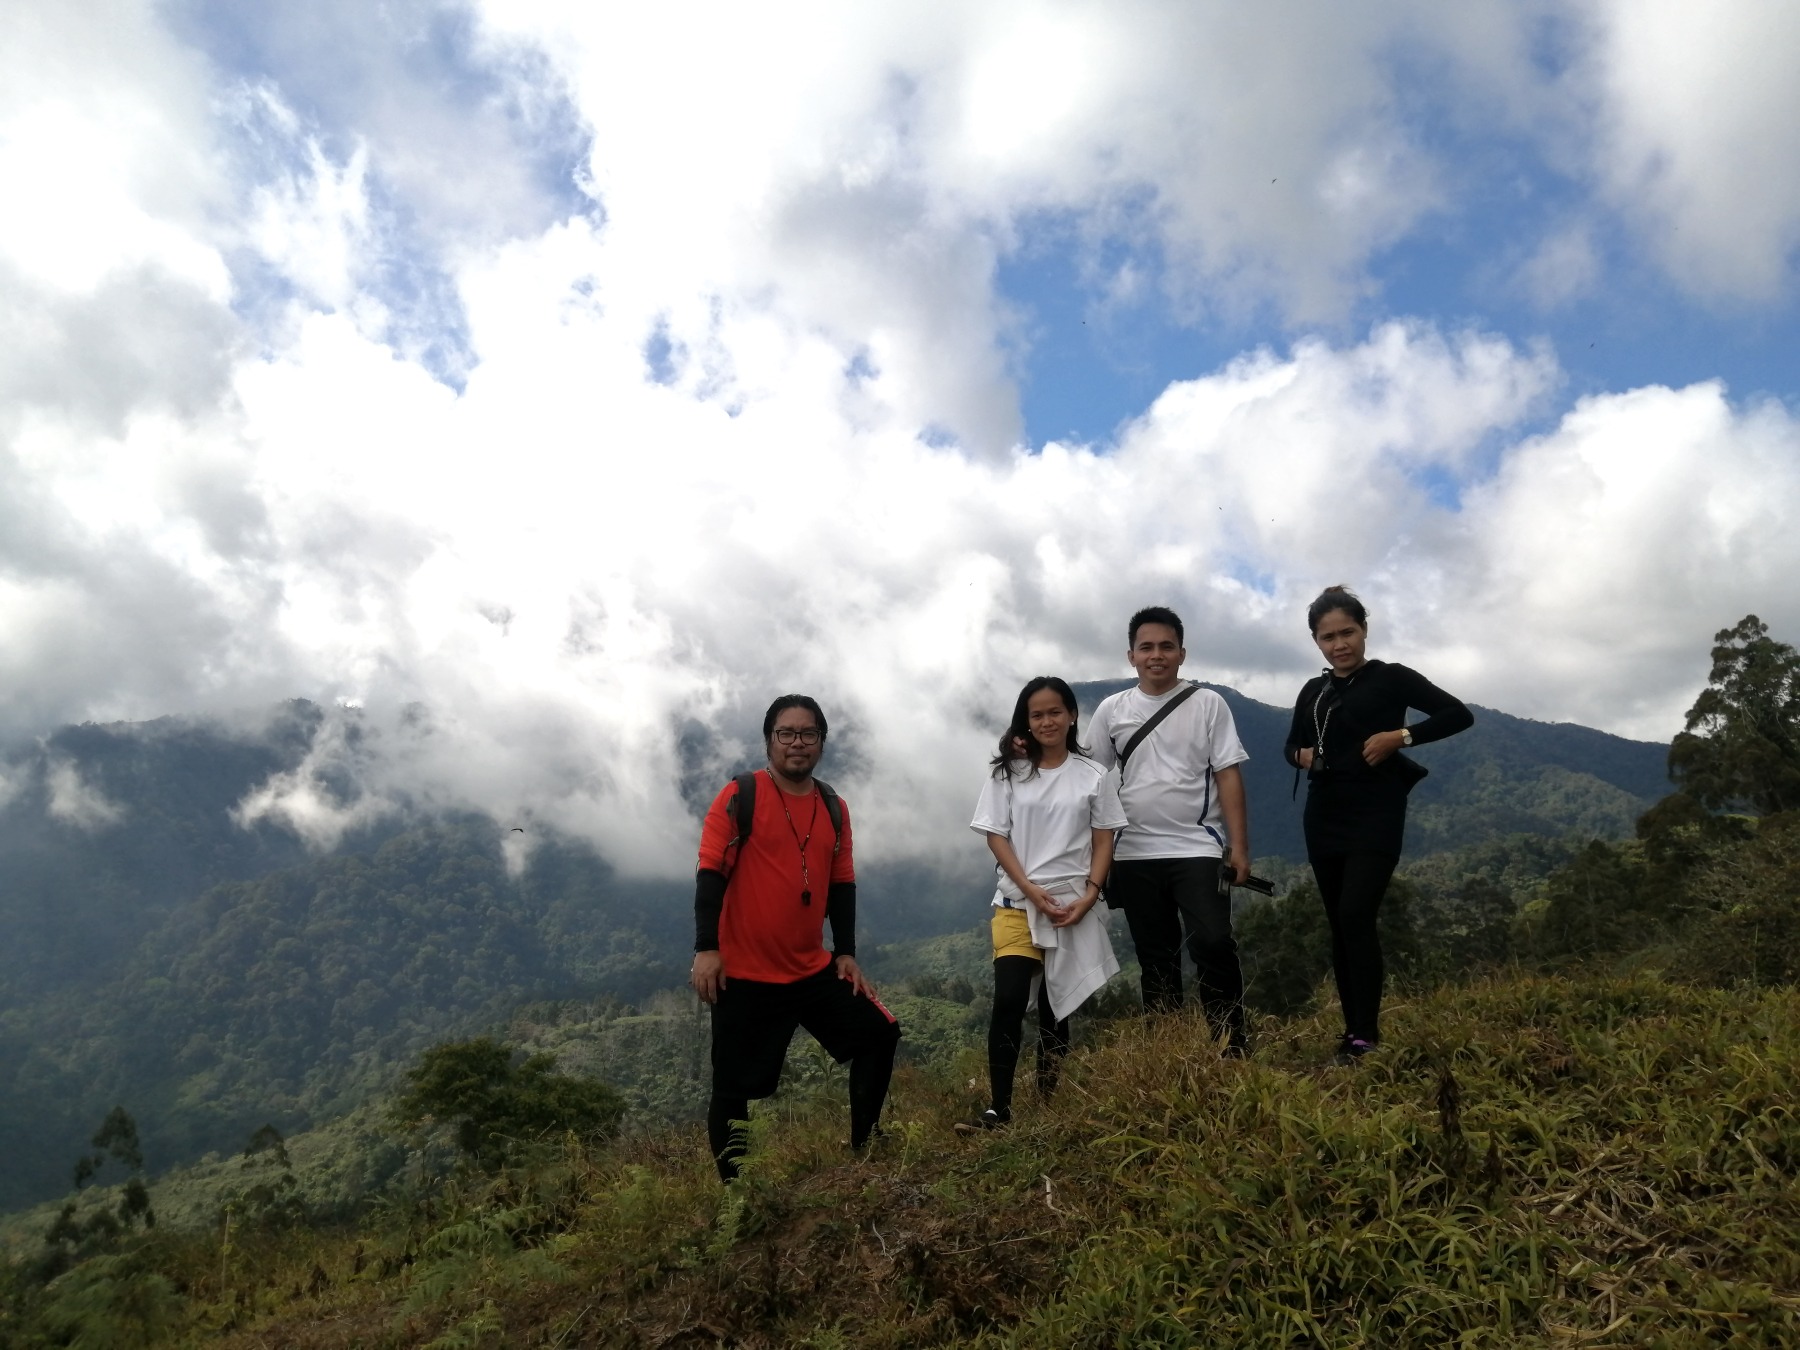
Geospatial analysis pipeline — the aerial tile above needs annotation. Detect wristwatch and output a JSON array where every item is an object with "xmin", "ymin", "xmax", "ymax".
[{"xmin": 1399, "ymin": 727, "xmax": 1413, "ymax": 747}]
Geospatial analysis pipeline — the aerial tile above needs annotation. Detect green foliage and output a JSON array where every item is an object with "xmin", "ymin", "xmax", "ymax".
[
  {"xmin": 71, "ymin": 1107, "xmax": 146, "ymax": 1190},
  {"xmin": 1517, "ymin": 840, "xmax": 1657, "ymax": 965},
  {"xmin": 1237, "ymin": 877, "xmax": 1424, "ymax": 1017},
  {"xmin": 392, "ymin": 1038, "xmax": 625, "ymax": 1172},
  {"xmin": 0, "ymin": 821, "xmax": 688, "ymax": 1210},
  {"xmin": 38, "ymin": 1252, "xmax": 180, "ymax": 1349},
  {"xmin": 219, "ymin": 1123, "xmax": 307, "ymax": 1234},
  {"xmin": 1670, "ymin": 811, "xmax": 1800, "ymax": 989},
  {"xmin": 36, "ymin": 1107, "xmax": 158, "ymax": 1286},
  {"xmin": 1400, "ymin": 831, "xmax": 1584, "ymax": 903},
  {"xmin": 1516, "ymin": 786, "xmax": 1800, "ymax": 993},
  {"xmin": 0, "ymin": 705, "xmax": 321, "ymax": 1001},
  {"xmin": 498, "ymin": 991, "xmax": 713, "ymax": 1127},
  {"xmin": 1669, "ymin": 614, "xmax": 1800, "ymax": 815},
  {"xmin": 1409, "ymin": 876, "xmax": 1518, "ymax": 983}
]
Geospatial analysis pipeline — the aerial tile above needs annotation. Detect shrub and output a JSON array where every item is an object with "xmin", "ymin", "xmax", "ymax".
[{"xmin": 392, "ymin": 1037, "xmax": 625, "ymax": 1171}]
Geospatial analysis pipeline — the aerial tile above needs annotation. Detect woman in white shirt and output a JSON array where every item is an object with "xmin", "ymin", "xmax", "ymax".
[{"xmin": 964, "ymin": 677, "xmax": 1126, "ymax": 1130}]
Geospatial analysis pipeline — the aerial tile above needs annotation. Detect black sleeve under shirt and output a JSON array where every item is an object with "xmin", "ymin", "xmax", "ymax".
[
  {"xmin": 694, "ymin": 868, "xmax": 726, "ymax": 952},
  {"xmin": 825, "ymin": 880, "xmax": 857, "ymax": 958}
]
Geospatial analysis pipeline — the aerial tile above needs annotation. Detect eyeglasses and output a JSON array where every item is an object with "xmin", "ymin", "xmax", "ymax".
[{"xmin": 772, "ymin": 727, "xmax": 823, "ymax": 746}]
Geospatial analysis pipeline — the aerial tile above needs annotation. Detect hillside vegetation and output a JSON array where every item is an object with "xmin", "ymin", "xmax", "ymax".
[
  {"xmin": 4, "ymin": 615, "xmax": 1796, "ymax": 1344},
  {"xmin": 3, "ymin": 973, "xmax": 1797, "ymax": 1347}
]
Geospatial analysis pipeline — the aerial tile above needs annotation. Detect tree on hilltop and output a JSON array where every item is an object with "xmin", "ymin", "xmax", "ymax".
[
  {"xmin": 1668, "ymin": 615, "xmax": 1800, "ymax": 816},
  {"xmin": 37, "ymin": 1106, "xmax": 157, "ymax": 1284}
]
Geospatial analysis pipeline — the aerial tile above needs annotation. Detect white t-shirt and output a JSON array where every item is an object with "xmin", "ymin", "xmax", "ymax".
[
  {"xmin": 969, "ymin": 755, "xmax": 1127, "ymax": 904},
  {"xmin": 1087, "ymin": 682, "xmax": 1248, "ymax": 861}
]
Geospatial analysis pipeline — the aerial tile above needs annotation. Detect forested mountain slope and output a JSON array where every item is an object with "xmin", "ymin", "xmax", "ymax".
[
  {"xmin": 0, "ymin": 704, "xmax": 321, "ymax": 1000},
  {"xmin": 0, "ymin": 824, "xmax": 689, "ymax": 1211},
  {"xmin": 0, "ymin": 691, "xmax": 1668, "ymax": 1210}
]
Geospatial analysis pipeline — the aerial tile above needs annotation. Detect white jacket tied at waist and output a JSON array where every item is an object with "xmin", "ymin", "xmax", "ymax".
[{"xmin": 1022, "ymin": 881, "xmax": 1119, "ymax": 1016}]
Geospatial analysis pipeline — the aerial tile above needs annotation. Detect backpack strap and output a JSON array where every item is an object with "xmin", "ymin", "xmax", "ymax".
[
  {"xmin": 814, "ymin": 779, "xmax": 845, "ymax": 856},
  {"xmin": 722, "ymin": 771, "xmax": 844, "ymax": 876},
  {"xmin": 1115, "ymin": 681, "xmax": 1202, "ymax": 777},
  {"xmin": 723, "ymin": 771, "xmax": 757, "ymax": 876}
]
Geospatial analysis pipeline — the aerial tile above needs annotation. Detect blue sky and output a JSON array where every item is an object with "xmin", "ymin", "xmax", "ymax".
[
  {"xmin": 1000, "ymin": 179, "xmax": 1800, "ymax": 451},
  {"xmin": 2, "ymin": 1, "xmax": 1798, "ymax": 868}
]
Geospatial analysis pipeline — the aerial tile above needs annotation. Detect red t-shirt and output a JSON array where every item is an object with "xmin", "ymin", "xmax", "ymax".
[{"xmin": 696, "ymin": 771, "xmax": 856, "ymax": 984}]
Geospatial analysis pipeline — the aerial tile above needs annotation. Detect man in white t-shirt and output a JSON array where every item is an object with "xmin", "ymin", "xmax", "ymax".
[{"xmin": 1088, "ymin": 606, "xmax": 1251, "ymax": 1052}]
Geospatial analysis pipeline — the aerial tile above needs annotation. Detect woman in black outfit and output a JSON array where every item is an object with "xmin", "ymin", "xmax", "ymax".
[{"xmin": 1284, "ymin": 586, "xmax": 1473, "ymax": 1061}]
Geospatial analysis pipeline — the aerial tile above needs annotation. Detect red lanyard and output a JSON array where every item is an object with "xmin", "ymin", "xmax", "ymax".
[{"xmin": 776, "ymin": 784, "xmax": 821, "ymax": 906}]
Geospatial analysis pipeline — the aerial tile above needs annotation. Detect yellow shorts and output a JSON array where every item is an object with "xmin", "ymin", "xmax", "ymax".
[{"xmin": 990, "ymin": 906, "xmax": 1043, "ymax": 961}]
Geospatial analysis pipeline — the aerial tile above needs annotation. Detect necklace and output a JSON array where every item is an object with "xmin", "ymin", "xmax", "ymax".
[
  {"xmin": 1311, "ymin": 666, "xmax": 1361, "ymax": 770},
  {"xmin": 775, "ymin": 778, "xmax": 822, "ymax": 906}
]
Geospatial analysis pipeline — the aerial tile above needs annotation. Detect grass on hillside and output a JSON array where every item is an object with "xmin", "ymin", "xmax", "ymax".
[{"xmin": 15, "ymin": 971, "xmax": 1796, "ymax": 1349}]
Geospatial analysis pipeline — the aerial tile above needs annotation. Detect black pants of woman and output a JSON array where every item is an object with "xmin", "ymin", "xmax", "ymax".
[
  {"xmin": 1310, "ymin": 851, "xmax": 1399, "ymax": 1043},
  {"xmin": 989, "ymin": 955, "xmax": 1070, "ymax": 1118}
]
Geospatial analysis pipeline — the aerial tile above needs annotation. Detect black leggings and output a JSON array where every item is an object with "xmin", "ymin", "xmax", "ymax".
[
  {"xmin": 1310, "ymin": 851, "xmax": 1399, "ymax": 1043},
  {"xmin": 988, "ymin": 955, "xmax": 1070, "ymax": 1116}
]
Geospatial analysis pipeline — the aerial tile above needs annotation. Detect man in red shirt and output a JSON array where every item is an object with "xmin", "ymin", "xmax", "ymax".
[{"xmin": 690, "ymin": 694, "xmax": 900, "ymax": 1181}]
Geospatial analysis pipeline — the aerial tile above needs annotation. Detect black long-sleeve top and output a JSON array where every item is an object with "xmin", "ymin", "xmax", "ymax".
[
  {"xmin": 1284, "ymin": 660, "xmax": 1473, "ymax": 781},
  {"xmin": 1284, "ymin": 660, "xmax": 1472, "ymax": 856}
]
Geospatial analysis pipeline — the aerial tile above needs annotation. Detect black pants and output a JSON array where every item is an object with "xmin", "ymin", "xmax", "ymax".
[
  {"xmin": 706, "ymin": 964, "xmax": 901, "ymax": 1181},
  {"xmin": 1109, "ymin": 856, "xmax": 1245, "ymax": 1043},
  {"xmin": 987, "ymin": 955, "xmax": 1070, "ymax": 1117},
  {"xmin": 1310, "ymin": 851, "xmax": 1399, "ymax": 1043}
]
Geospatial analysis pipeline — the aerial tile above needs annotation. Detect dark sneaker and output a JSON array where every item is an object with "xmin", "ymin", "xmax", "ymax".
[
  {"xmin": 848, "ymin": 1124, "xmax": 886, "ymax": 1155},
  {"xmin": 1333, "ymin": 1037, "xmax": 1378, "ymax": 1066},
  {"xmin": 953, "ymin": 1109, "xmax": 1009, "ymax": 1135}
]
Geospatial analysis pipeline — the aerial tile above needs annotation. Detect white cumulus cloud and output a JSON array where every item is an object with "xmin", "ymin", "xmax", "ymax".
[{"xmin": 1, "ymin": 0, "xmax": 1796, "ymax": 877}]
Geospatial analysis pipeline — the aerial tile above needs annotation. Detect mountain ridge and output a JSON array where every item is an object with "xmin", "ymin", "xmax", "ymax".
[{"xmin": 0, "ymin": 691, "xmax": 1671, "ymax": 1209}]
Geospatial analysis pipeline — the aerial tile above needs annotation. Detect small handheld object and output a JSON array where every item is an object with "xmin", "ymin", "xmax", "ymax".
[{"xmin": 1218, "ymin": 869, "xmax": 1277, "ymax": 898}]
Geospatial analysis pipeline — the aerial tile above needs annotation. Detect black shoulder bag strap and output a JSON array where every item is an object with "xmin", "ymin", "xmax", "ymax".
[
  {"xmin": 1100, "ymin": 681, "xmax": 1201, "ymax": 909},
  {"xmin": 1115, "ymin": 681, "xmax": 1202, "ymax": 777}
]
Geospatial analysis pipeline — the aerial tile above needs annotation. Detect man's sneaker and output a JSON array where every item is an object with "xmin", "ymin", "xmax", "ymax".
[
  {"xmin": 1333, "ymin": 1036, "xmax": 1378, "ymax": 1066},
  {"xmin": 953, "ymin": 1108, "xmax": 1009, "ymax": 1135},
  {"xmin": 848, "ymin": 1124, "xmax": 886, "ymax": 1155}
]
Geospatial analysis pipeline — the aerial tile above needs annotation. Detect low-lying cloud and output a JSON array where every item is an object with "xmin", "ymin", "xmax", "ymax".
[{"xmin": 2, "ymin": 0, "xmax": 1796, "ymax": 877}]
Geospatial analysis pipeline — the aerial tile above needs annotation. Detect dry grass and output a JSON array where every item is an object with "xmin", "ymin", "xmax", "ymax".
[{"xmin": 17, "ymin": 973, "xmax": 1800, "ymax": 1348}]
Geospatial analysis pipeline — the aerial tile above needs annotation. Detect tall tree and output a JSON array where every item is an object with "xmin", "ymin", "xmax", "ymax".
[{"xmin": 1668, "ymin": 616, "xmax": 1800, "ymax": 816}]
